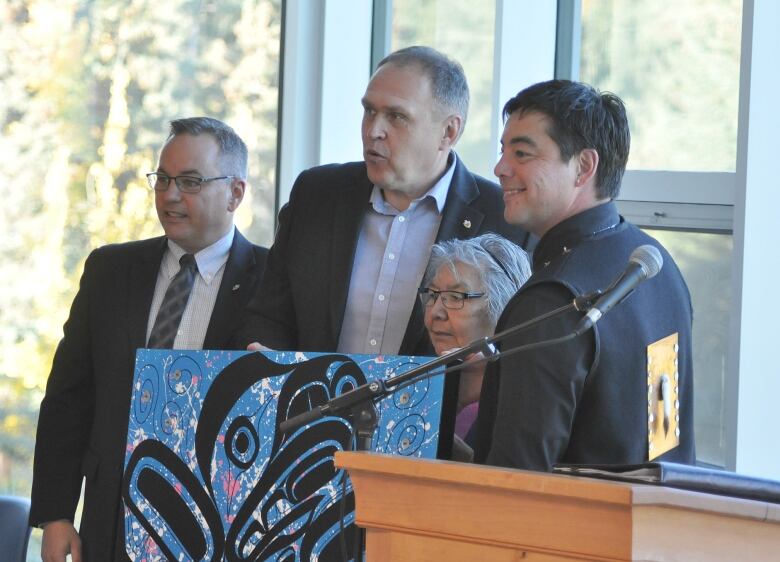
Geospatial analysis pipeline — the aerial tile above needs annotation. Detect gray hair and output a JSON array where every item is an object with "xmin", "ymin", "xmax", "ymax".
[
  {"xmin": 423, "ymin": 233, "xmax": 531, "ymax": 326},
  {"xmin": 168, "ymin": 117, "xmax": 248, "ymax": 179},
  {"xmin": 378, "ymin": 46, "xmax": 470, "ymax": 134}
]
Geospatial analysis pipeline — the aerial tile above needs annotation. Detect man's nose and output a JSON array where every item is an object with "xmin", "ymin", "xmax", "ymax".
[
  {"xmin": 159, "ymin": 179, "xmax": 183, "ymax": 201},
  {"xmin": 366, "ymin": 115, "xmax": 387, "ymax": 140},
  {"xmin": 494, "ymin": 154, "xmax": 510, "ymax": 178}
]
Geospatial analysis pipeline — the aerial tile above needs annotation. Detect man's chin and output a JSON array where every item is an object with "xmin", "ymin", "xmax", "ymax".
[
  {"xmin": 503, "ymin": 206, "xmax": 529, "ymax": 228},
  {"xmin": 161, "ymin": 227, "xmax": 192, "ymax": 248},
  {"xmin": 162, "ymin": 225, "xmax": 184, "ymax": 239},
  {"xmin": 365, "ymin": 162, "xmax": 391, "ymax": 184}
]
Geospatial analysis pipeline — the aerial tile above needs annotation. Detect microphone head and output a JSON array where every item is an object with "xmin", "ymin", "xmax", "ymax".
[{"xmin": 629, "ymin": 245, "xmax": 663, "ymax": 279}]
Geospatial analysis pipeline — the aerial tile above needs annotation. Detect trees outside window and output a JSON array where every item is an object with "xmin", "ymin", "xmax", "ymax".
[{"xmin": 0, "ymin": 2, "xmax": 281, "ymax": 556}]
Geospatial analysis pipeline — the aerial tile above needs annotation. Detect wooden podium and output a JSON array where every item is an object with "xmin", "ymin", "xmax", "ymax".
[{"xmin": 335, "ymin": 452, "xmax": 780, "ymax": 561}]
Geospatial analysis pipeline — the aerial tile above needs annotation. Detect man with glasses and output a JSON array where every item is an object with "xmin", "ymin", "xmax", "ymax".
[
  {"xmin": 235, "ymin": 46, "xmax": 531, "ymax": 357},
  {"xmin": 30, "ymin": 117, "xmax": 267, "ymax": 562}
]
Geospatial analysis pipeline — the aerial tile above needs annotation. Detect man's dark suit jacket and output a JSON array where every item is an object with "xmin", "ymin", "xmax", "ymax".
[
  {"xmin": 234, "ymin": 157, "xmax": 531, "ymax": 356},
  {"xmin": 29, "ymin": 230, "xmax": 267, "ymax": 561}
]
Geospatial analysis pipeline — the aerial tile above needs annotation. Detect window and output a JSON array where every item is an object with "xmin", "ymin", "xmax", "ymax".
[
  {"xmin": 389, "ymin": 0, "xmax": 498, "ymax": 178},
  {"xmin": 382, "ymin": 0, "xmax": 744, "ymax": 469},
  {"xmin": 643, "ymin": 229, "xmax": 733, "ymax": 466},
  {"xmin": 579, "ymin": 0, "xmax": 743, "ymax": 467},
  {"xmin": 0, "ymin": 1, "xmax": 281, "ymax": 555},
  {"xmin": 580, "ymin": 0, "xmax": 741, "ymax": 172}
]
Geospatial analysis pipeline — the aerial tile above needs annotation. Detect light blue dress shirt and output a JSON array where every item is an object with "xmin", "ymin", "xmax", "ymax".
[{"xmin": 337, "ymin": 155, "xmax": 456, "ymax": 354}]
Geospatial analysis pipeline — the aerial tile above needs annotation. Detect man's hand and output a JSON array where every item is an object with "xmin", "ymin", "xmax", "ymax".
[
  {"xmin": 41, "ymin": 520, "xmax": 82, "ymax": 562},
  {"xmin": 247, "ymin": 342, "xmax": 274, "ymax": 352}
]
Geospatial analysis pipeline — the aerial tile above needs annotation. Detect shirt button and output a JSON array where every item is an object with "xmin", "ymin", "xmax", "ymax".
[
  {"xmin": 378, "ymin": 294, "xmax": 385, "ymax": 301},
  {"xmin": 370, "ymin": 339, "xmax": 377, "ymax": 346},
  {"xmin": 388, "ymin": 253, "xmax": 395, "ymax": 260},
  {"xmin": 398, "ymin": 216, "xmax": 405, "ymax": 222},
  {"xmin": 177, "ymin": 329, "xmax": 183, "ymax": 335}
]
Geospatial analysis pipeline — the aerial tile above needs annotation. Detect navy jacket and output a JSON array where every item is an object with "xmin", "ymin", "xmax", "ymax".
[{"xmin": 475, "ymin": 202, "xmax": 695, "ymax": 470}]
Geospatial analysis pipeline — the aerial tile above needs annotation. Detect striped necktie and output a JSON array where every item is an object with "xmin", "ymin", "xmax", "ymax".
[{"xmin": 147, "ymin": 253, "xmax": 198, "ymax": 349}]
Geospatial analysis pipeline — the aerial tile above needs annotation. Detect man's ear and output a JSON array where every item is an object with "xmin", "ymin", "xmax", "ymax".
[
  {"xmin": 227, "ymin": 179, "xmax": 246, "ymax": 212},
  {"xmin": 439, "ymin": 114, "xmax": 463, "ymax": 150},
  {"xmin": 575, "ymin": 148, "xmax": 599, "ymax": 187}
]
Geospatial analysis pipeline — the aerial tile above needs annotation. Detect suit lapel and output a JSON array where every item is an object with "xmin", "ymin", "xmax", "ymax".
[
  {"xmin": 204, "ymin": 230, "xmax": 257, "ymax": 349},
  {"xmin": 400, "ymin": 157, "xmax": 484, "ymax": 355},
  {"xmin": 328, "ymin": 168, "xmax": 373, "ymax": 346},
  {"xmin": 127, "ymin": 238, "xmax": 167, "ymax": 352},
  {"xmin": 436, "ymin": 157, "xmax": 485, "ymax": 242}
]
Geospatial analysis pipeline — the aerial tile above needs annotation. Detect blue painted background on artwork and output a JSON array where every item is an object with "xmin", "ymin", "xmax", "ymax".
[{"xmin": 122, "ymin": 349, "xmax": 444, "ymax": 561}]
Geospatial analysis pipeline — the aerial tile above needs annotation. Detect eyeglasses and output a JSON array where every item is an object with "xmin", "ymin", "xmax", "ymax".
[
  {"xmin": 418, "ymin": 288, "xmax": 485, "ymax": 310},
  {"xmin": 146, "ymin": 172, "xmax": 235, "ymax": 194}
]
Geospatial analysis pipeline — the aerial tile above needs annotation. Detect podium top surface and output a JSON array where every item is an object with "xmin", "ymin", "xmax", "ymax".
[{"xmin": 335, "ymin": 451, "xmax": 780, "ymax": 524}]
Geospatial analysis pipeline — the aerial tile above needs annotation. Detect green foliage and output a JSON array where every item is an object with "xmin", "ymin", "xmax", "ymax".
[
  {"xmin": 581, "ymin": 0, "xmax": 742, "ymax": 172},
  {"xmin": 0, "ymin": 0, "xmax": 281, "ymax": 511},
  {"xmin": 391, "ymin": 0, "xmax": 497, "ymax": 178},
  {"xmin": 0, "ymin": 373, "xmax": 41, "ymax": 494}
]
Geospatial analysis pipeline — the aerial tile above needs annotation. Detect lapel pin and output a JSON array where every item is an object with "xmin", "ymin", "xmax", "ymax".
[
  {"xmin": 462, "ymin": 219, "xmax": 472, "ymax": 229},
  {"xmin": 232, "ymin": 284, "xmax": 240, "ymax": 291}
]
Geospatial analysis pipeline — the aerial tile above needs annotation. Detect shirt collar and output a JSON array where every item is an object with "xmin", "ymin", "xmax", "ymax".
[
  {"xmin": 369, "ymin": 151, "xmax": 457, "ymax": 215},
  {"xmin": 532, "ymin": 202, "xmax": 622, "ymax": 271},
  {"xmin": 164, "ymin": 226, "xmax": 234, "ymax": 285}
]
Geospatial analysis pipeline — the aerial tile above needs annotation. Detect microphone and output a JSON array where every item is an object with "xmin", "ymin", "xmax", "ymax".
[{"xmin": 575, "ymin": 245, "xmax": 663, "ymax": 334}]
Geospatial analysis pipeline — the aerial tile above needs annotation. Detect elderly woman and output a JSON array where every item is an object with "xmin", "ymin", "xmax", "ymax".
[{"xmin": 419, "ymin": 233, "xmax": 531, "ymax": 457}]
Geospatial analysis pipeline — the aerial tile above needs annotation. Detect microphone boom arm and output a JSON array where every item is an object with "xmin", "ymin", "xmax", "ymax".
[{"xmin": 278, "ymin": 299, "xmax": 586, "ymax": 435}]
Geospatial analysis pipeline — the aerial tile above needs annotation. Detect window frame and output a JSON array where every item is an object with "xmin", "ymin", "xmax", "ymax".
[
  {"xmin": 555, "ymin": 0, "xmax": 736, "ymax": 233},
  {"xmin": 281, "ymin": 0, "xmax": 780, "ymax": 479}
]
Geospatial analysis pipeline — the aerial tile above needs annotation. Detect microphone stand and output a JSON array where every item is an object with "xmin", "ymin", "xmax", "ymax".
[
  {"xmin": 277, "ymin": 291, "xmax": 602, "ymax": 562},
  {"xmin": 278, "ymin": 291, "xmax": 601, "ymax": 435}
]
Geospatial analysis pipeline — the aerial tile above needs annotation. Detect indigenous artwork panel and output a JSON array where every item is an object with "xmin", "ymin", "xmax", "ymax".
[{"xmin": 122, "ymin": 349, "xmax": 443, "ymax": 561}]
